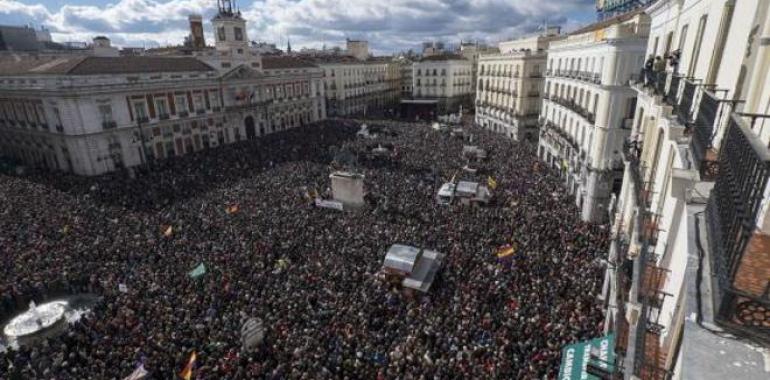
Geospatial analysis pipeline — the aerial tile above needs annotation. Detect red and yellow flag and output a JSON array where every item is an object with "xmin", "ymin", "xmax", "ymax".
[
  {"xmin": 495, "ymin": 244, "xmax": 515, "ymax": 259},
  {"xmin": 487, "ymin": 176, "xmax": 498, "ymax": 190},
  {"xmin": 179, "ymin": 351, "xmax": 197, "ymax": 380}
]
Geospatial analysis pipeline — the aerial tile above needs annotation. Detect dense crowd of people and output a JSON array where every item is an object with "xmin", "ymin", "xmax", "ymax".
[{"xmin": 0, "ymin": 118, "xmax": 608, "ymax": 379}]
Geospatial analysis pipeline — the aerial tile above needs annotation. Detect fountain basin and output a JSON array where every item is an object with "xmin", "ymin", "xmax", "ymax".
[{"xmin": 3, "ymin": 301, "xmax": 67, "ymax": 338}]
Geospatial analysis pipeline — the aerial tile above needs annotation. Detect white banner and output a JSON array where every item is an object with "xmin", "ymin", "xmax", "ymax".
[
  {"xmin": 314, "ymin": 198, "xmax": 344, "ymax": 211},
  {"xmin": 123, "ymin": 364, "xmax": 148, "ymax": 380}
]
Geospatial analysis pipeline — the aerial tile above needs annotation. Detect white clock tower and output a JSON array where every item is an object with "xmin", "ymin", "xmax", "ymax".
[{"xmin": 212, "ymin": 0, "xmax": 249, "ymax": 53}]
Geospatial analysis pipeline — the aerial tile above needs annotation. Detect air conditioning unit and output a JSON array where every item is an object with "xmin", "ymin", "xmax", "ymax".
[{"xmin": 626, "ymin": 302, "xmax": 642, "ymax": 325}]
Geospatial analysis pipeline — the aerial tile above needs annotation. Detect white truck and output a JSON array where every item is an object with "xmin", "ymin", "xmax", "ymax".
[
  {"xmin": 462, "ymin": 145, "xmax": 487, "ymax": 160},
  {"xmin": 436, "ymin": 181, "xmax": 492, "ymax": 206}
]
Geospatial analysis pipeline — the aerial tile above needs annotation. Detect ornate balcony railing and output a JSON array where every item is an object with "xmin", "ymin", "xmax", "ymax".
[
  {"xmin": 691, "ymin": 90, "xmax": 720, "ymax": 172},
  {"xmin": 676, "ymin": 79, "xmax": 697, "ymax": 125},
  {"xmin": 665, "ymin": 74, "xmax": 680, "ymax": 106},
  {"xmin": 709, "ymin": 115, "xmax": 770, "ymax": 289},
  {"xmin": 541, "ymin": 119, "xmax": 579, "ymax": 150},
  {"xmin": 547, "ymin": 97, "xmax": 595, "ymax": 124},
  {"xmin": 707, "ymin": 113, "xmax": 770, "ymax": 343},
  {"xmin": 549, "ymin": 69, "xmax": 602, "ymax": 85}
]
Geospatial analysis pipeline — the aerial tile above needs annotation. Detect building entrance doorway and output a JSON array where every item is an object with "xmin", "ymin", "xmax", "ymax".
[{"xmin": 245, "ymin": 116, "xmax": 256, "ymax": 140}]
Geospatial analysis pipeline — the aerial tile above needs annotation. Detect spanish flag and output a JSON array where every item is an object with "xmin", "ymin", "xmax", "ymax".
[
  {"xmin": 495, "ymin": 244, "xmax": 515, "ymax": 259},
  {"xmin": 179, "ymin": 351, "xmax": 196, "ymax": 380},
  {"xmin": 487, "ymin": 176, "xmax": 498, "ymax": 190}
]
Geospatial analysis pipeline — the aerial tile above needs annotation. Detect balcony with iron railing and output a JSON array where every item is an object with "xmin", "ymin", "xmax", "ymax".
[
  {"xmin": 665, "ymin": 74, "xmax": 680, "ymax": 106},
  {"xmin": 622, "ymin": 75, "xmax": 770, "ymax": 371},
  {"xmin": 541, "ymin": 119, "xmax": 579, "ymax": 151},
  {"xmin": 624, "ymin": 161, "xmax": 673, "ymax": 379},
  {"xmin": 546, "ymin": 96, "xmax": 596, "ymax": 124},
  {"xmin": 639, "ymin": 71, "xmax": 730, "ymax": 180},
  {"xmin": 707, "ymin": 113, "xmax": 770, "ymax": 345},
  {"xmin": 653, "ymin": 71, "xmax": 667, "ymax": 98},
  {"xmin": 689, "ymin": 88, "xmax": 722, "ymax": 178},
  {"xmin": 549, "ymin": 69, "xmax": 602, "ymax": 85}
]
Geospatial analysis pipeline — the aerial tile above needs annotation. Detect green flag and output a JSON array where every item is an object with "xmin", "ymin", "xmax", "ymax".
[
  {"xmin": 189, "ymin": 263, "xmax": 206, "ymax": 278},
  {"xmin": 558, "ymin": 333, "xmax": 615, "ymax": 380}
]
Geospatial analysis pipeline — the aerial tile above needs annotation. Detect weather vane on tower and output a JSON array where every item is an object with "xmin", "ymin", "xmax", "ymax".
[{"xmin": 216, "ymin": 0, "xmax": 240, "ymax": 16}]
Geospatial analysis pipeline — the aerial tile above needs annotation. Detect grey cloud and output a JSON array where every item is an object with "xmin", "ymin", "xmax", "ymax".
[{"xmin": 1, "ymin": 0, "xmax": 594, "ymax": 53}]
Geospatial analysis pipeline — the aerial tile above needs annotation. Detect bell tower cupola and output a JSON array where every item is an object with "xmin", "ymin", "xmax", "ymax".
[{"xmin": 212, "ymin": 0, "xmax": 248, "ymax": 53}]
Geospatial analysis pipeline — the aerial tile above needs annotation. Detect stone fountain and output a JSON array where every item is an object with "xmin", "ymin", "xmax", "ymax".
[{"xmin": 3, "ymin": 300, "xmax": 67, "ymax": 338}]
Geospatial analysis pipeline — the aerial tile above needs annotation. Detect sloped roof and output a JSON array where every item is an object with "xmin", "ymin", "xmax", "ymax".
[
  {"xmin": 0, "ymin": 56, "xmax": 215, "ymax": 76},
  {"xmin": 69, "ymin": 56, "xmax": 214, "ymax": 75},
  {"xmin": 310, "ymin": 55, "xmax": 362, "ymax": 64},
  {"xmin": 308, "ymin": 55, "xmax": 393, "ymax": 65},
  {"xmin": 0, "ymin": 56, "xmax": 85, "ymax": 76},
  {"xmin": 261, "ymin": 56, "xmax": 317, "ymax": 69},
  {"xmin": 419, "ymin": 54, "xmax": 466, "ymax": 62}
]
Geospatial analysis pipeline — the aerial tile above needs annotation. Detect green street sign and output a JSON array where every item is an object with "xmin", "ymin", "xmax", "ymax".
[{"xmin": 558, "ymin": 333, "xmax": 616, "ymax": 380}]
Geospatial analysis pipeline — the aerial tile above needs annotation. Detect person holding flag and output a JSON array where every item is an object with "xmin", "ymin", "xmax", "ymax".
[
  {"xmin": 179, "ymin": 351, "xmax": 197, "ymax": 380},
  {"xmin": 487, "ymin": 176, "xmax": 498, "ymax": 190},
  {"xmin": 189, "ymin": 263, "xmax": 206, "ymax": 279},
  {"xmin": 123, "ymin": 363, "xmax": 148, "ymax": 380},
  {"xmin": 495, "ymin": 243, "xmax": 515, "ymax": 259},
  {"xmin": 225, "ymin": 204, "xmax": 239, "ymax": 214}
]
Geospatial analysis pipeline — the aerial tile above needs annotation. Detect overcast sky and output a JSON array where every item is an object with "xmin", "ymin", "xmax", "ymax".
[{"xmin": 0, "ymin": 0, "xmax": 596, "ymax": 54}]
